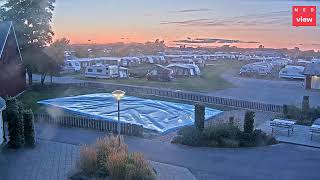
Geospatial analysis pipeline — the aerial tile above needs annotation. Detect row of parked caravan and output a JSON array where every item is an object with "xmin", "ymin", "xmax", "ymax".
[
  {"xmin": 240, "ymin": 58, "xmax": 320, "ymax": 80},
  {"xmin": 62, "ymin": 56, "xmax": 168, "ymax": 73}
]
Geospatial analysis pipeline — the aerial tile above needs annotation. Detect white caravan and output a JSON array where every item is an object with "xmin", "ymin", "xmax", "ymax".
[
  {"xmin": 85, "ymin": 65, "xmax": 128, "ymax": 79},
  {"xmin": 63, "ymin": 60, "xmax": 81, "ymax": 72},
  {"xmin": 239, "ymin": 62, "xmax": 273, "ymax": 76},
  {"xmin": 279, "ymin": 65, "xmax": 305, "ymax": 80}
]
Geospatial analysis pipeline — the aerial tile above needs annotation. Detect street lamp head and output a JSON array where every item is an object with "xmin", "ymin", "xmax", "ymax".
[{"xmin": 112, "ymin": 90, "xmax": 125, "ymax": 101}]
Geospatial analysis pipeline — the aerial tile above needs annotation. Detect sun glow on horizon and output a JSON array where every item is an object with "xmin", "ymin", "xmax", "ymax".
[{"xmin": 52, "ymin": 0, "xmax": 320, "ymax": 50}]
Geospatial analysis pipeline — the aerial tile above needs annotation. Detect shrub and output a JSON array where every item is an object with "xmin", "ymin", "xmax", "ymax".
[
  {"xmin": 195, "ymin": 103, "xmax": 205, "ymax": 131},
  {"xmin": 96, "ymin": 135, "xmax": 128, "ymax": 175},
  {"xmin": 302, "ymin": 96, "xmax": 310, "ymax": 113},
  {"xmin": 78, "ymin": 145, "xmax": 98, "ymax": 176},
  {"xmin": 283, "ymin": 105, "xmax": 288, "ymax": 116},
  {"xmin": 244, "ymin": 111, "xmax": 255, "ymax": 134},
  {"xmin": 6, "ymin": 97, "xmax": 25, "ymax": 148},
  {"xmin": 22, "ymin": 109, "xmax": 36, "ymax": 147},
  {"xmin": 203, "ymin": 124, "xmax": 241, "ymax": 140},
  {"xmin": 239, "ymin": 130, "xmax": 277, "ymax": 147},
  {"xmin": 173, "ymin": 122, "xmax": 277, "ymax": 148},
  {"xmin": 107, "ymin": 149, "xmax": 128, "ymax": 180},
  {"xmin": 76, "ymin": 135, "xmax": 155, "ymax": 180},
  {"xmin": 77, "ymin": 145, "xmax": 98, "ymax": 176},
  {"xmin": 126, "ymin": 153, "xmax": 156, "ymax": 180},
  {"xmin": 283, "ymin": 105, "xmax": 320, "ymax": 125},
  {"xmin": 229, "ymin": 116, "xmax": 235, "ymax": 125},
  {"xmin": 220, "ymin": 138, "xmax": 240, "ymax": 148},
  {"xmin": 174, "ymin": 126, "xmax": 203, "ymax": 146}
]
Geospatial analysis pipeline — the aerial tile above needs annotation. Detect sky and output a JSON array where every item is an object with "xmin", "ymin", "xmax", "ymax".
[{"xmin": 52, "ymin": 0, "xmax": 320, "ymax": 50}]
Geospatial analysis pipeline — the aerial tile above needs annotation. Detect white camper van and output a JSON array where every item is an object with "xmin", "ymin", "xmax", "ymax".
[
  {"xmin": 311, "ymin": 59, "xmax": 320, "ymax": 64},
  {"xmin": 239, "ymin": 62, "xmax": 273, "ymax": 76},
  {"xmin": 279, "ymin": 65, "xmax": 305, "ymax": 80},
  {"xmin": 85, "ymin": 65, "xmax": 128, "ymax": 79},
  {"xmin": 63, "ymin": 60, "xmax": 81, "ymax": 72}
]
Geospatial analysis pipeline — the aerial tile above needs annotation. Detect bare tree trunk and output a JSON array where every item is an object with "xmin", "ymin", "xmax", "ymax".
[
  {"xmin": 41, "ymin": 74, "xmax": 46, "ymax": 86},
  {"xmin": 27, "ymin": 69, "xmax": 33, "ymax": 86}
]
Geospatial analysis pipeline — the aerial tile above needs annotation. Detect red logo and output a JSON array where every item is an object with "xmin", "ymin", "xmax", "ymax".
[{"xmin": 292, "ymin": 6, "xmax": 317, "ymax": 27}]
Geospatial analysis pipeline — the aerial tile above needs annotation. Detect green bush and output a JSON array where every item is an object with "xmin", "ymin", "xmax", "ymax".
[
  {"xmin": 175, "ymin": 126, "xmax": 203, "ymax": 146},
  {"xmin": 6, "ymin": 97, "xmax": 25, "ymax": 148},
  {"xmin": 22, "ymin": 109, "xmax": 36, "ymax": 147},
  {"xmin": 202, "ymin": 123, "xmax": 241, "ymax": 141},
  {"xmin": 302, "ymin": 96, "xmax": 310, "ymax": 113},
  {"xmin": 173, "ymin": 122, "xmax": 277, "ymax": 148},
  {"xmin": 283, "ymin": 105, "xmax": 288, "ymax": 116},
  {"xmin": 283, "ymin": 105, "xmax": 320, "ymax": 125},
  {"xmin": 125, "ymin": 153, "xmax": 156, "ymax": 180},
  {"xmin": 244, "ymin": 111, "xmax": 255, "ymax": 134},
  {"xmin": 240, "ymin": 130, "xmax": 277, "ymax": 147},
  {"xmin": 195, "ymin": 103, "xmax": 205, "ymax": 131}
]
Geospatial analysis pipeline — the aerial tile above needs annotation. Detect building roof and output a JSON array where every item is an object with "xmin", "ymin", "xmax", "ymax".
[
  {"xmin": 303, "ymin": 64, "xmax": 320, "ymax": 76},
  {"xmin": 0, "ymin": 21, "xmax": 12, "ymax": 58},
  {"xmin": 167, "ymin": 63, "xmax": 194, "ymax": 69},
  {"xmin": 155, "ymin": 64, "xmax": 172, "ymax": 71}
]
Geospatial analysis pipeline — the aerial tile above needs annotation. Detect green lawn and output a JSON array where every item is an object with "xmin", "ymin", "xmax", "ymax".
[
  {"xmin": 76, "ymin": 61, "xmax": 244, "ymax": 92},
  {"xmin": 18, "ymin": 87, "xmax": 108, "ymax": 112}
]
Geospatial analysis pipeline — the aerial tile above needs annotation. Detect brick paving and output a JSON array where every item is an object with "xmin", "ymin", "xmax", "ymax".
[{"xmin": 0, "ymin": 140, "xmax": 80, "ymax": 180}]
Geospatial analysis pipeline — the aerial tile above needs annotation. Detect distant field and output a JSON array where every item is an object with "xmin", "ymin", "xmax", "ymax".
[{"xmin": 75, "ymin": 60, "xmax": 245, "ymax": 92}]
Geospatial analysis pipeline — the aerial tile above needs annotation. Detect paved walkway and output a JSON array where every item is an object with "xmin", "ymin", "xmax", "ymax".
[
  {"xmin": 0, "ymin": 139, "xmax": 197, "ymax": 180},
  {"xmin": 0, "ymin": 140, "xmax": 79, "ymax": 180},
  {"xmin": 35, "ymin": 123, "xmax": 320, "ymax": 180},
  {"xmin": 258, "ymin": 121, "xmax": 320, "ymax": 148}
]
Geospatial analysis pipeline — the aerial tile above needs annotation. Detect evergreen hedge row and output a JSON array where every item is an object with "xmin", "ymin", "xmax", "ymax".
[{"xmin": 4, "ymin": 97, "xmax": 35, "ymax": 148}]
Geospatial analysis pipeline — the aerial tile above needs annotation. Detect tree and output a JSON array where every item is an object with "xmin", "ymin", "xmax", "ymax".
[
  {"xmin": 244, "ymin": 111, "xmax": 255, "ymax": 134},
  {"xmin": 44, "ymin": 38, "xmax": 70, "ymax": 83},
  {"xmin": 23, "ymin": 49, "xmax": 55, "ymax": 85},
  {"xmin": 2, "ymin": 0, "xmax": 56, "ymax": 85},
  {"xmin": 194, "ymin": 103, "xmax": 205, "ymax": 131}
]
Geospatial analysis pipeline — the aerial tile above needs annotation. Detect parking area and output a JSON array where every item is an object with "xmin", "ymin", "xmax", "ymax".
[{"xmin": 208, "ymin": 73, "xmax": 320, "ymax": 106}]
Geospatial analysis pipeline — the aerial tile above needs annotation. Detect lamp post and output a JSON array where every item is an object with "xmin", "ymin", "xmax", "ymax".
[{"xmin": 112, "ymin": 90, "xmax": 125, "ymax": 141}]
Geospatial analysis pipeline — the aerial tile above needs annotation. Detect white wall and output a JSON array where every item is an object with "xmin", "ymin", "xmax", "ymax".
[{"xmin": 312, "ymin": 76, "xmax": 320, "ymax": 90}]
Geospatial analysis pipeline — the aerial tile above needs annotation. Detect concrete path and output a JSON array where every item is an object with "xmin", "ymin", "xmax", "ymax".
[
  {"xmin": 151, "ymin": 161, "xmax": 197, "ymax": 180},
  {"xmin": 0, "ymin": 139, "xmax": 198, "ymax": 180},
  {"xmin": 0, "ymin": 140, "xmax": 79, "ymax": 180},
  {"xmin": 258, "ymin": 121, "xmax": 320, "ymax": 148},
  {"xmin": 36, "ymin": 123, "xmax": 320, "ymax": 180}
]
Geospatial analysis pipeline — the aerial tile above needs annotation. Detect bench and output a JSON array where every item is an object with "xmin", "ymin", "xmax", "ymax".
[
  {"xmin": 310, "ymin": 119, "xmax": 320, "ymax": 140},
  {"xmin": 270, "ymin": 119, "xmax": 295, "ymax": 136}
]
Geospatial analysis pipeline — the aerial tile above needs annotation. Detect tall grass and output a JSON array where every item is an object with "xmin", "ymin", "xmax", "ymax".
[{"xmin": 76, "ymin": 135, "xmax": 155, "ymax": 180}]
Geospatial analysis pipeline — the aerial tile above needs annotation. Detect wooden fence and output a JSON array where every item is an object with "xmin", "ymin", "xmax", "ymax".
[
  {"xmin": 43, "ymin": 82, "xmax": 283, "ymax": 113},
  {"xmin": 34, "ymin": 113, "xmax": 143, "ymax": 137}
]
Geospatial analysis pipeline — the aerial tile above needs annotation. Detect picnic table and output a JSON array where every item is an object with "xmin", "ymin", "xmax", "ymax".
[{"xmin": 270, "ymin": 119, "xmax": 296, "ymax": 136}]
